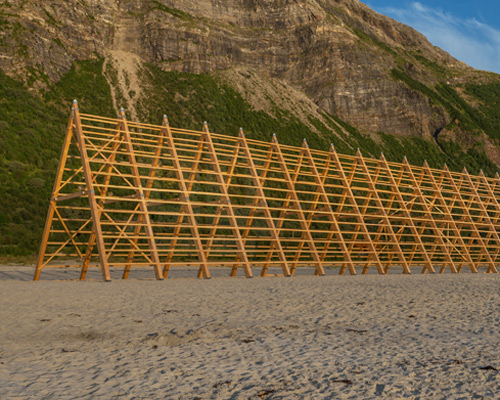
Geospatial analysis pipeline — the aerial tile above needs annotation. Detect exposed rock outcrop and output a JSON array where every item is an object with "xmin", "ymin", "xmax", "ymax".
[{"xmin": 0, "ymin": 0, "xmax": 493, "ymax": 143}]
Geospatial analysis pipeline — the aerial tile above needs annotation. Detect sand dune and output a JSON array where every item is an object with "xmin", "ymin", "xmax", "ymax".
[{"xmin": 1, "ymin": 266, "xmax": 500, "ymax": 399}]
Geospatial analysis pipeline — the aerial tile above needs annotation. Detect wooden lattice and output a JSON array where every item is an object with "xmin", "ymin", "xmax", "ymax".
[{"xmin": 34, "ymin": 102, "xmax": 500, "ymax": 281}]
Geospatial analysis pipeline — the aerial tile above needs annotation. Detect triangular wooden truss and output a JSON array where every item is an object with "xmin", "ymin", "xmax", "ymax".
[{"xmin": 34, "ymin": 103, "xmax": 500, "ymax": 281}]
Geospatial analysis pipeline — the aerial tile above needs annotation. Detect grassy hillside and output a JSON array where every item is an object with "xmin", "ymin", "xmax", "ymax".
[
  {"xmin": 0, "ymin": 58, "xmax": 499, "ymax": 258},
  {"xmin": 0, "ymin": 59, "xmax": 114, "ymax": 258},
  {"xmin": 0, "ymin": 71, "xmax": 65, "ymax": 257}
]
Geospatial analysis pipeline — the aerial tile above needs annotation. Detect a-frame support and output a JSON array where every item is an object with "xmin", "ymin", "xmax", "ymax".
[
  {"xmin": 236, "ymin": 130, "xmax": 290, "ymax": 277},
  {"xmin": 330, "ymin": 146, "xmax": 385, "ymax": 274},
  {"xmin": 35, "ymin": 104, "xmax": 80, "ymax": 281},
  {"xmin": 299, "ymin": 140, "xmax": 356, "ymax": 275},
  {"xmin": 270, "ymin": 135, "xmax": 324, "ymax": 276},
  {"xmin": 478, "ymin": 171, "xmax": 500, "ymax": 264},
  {"xmin": 201, "ymin": 122, "xmax": 253, "ymax": 278},
  {"xmin": 463, "ymin": 169, "xmax": 500, "ymax": 273},
  {"xmin": 356, "ymin": 149, "xmax": 411, "ymax": 274},
  {"xmin": 423, "ymin": 162, "xmax": 477, "ymax": 273},
  {"xmin": 35, "ymin": 101, "xmax": 112, "ymax": 281},
  {"xmin": 80, "ymin": 122, "xmax": 123, "ymax": 280},
  {"xmin": 379, "ymin": 154, "xmax": 434, "ymax": 274},
  {"xmin": 442, "ymin": 165, "xmax": 496, "ymax": 273},
  {"xmin": 117, "ymin": 110, "xmax": 163, "ymax": 280},
  {"xmin": 160, "ymin": 116, "xmax": 210, "ymax": 279},
  {"xmin": 162, "ymin": 133, "xmax": 208, "ymax": 277},
  {"xmin": 259, "ymin": 140, "xmax": 306, "ymax": 276},
  {"xmin": 403, "ymin": 158, "xmax": 458, "ymax": 273}
]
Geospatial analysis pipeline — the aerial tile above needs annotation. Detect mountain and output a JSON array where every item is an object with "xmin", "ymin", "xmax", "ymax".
[{"xmin": 1, "ymin": 0, "xmax": 500, "ymax": 257}]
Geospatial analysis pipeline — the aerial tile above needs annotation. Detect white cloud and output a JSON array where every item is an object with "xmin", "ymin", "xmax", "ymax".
[{"xmin": 370, "ymin": 2, "xmax": 500, "ymax": 74}]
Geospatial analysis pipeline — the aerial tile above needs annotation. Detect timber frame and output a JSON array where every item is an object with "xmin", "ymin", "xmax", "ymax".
[{"xmin": 34, "ymin": 102, "xmax": 500, "ymax": 281}]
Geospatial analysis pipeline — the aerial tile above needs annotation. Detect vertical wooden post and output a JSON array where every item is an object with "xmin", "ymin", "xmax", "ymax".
[
  {"xmin": 442, "ymin": 165, "xmax": 496, "ymax": 273},
  {"xmin": 34, "ymin": 109, "xmax": 76, "ymax": 281},
  {"xmin": 201, "ymin": 122, "xmax": 253, "ymax": 278},
  {"xmin": 404, "ymin": 159, "xmax": 457, "ymax": 273},
  {"xmin": 356, "ymin": 149, "xmax": 411, "ymax": 274},
  {"xmin": 163, "ymin": 136, "xmax": 207, "ymax": 276},
  {"xmin": 160, "ymin": 116, "xmax": 210, "ymax": 279},
  {"xmin": 380, "ymin": 154, "xmax": 434, "ymax": 273},
  {"xmin": 463, "ymin": 169, "xmax": 500, "ymax": 273},
  {"xmin": 301, "ymin": 140, "xmax": 356, "ymax": 275},
  {"xmin": 330, "ymin": 146, "xmax": 385, "ymax": 274},
  {"xmin": 237, "ymin": 130, "xmax": 290, "ymax": 276},
  {"xmin": 118, "ymin": 109, "xmax": 163, "ymax": 280},
  {"xmin": 479, "ymin": 171, "xmax": 500, "ymax": 263},
  {"xmin": 260, "ymin": 143, "xmax": 305, "ymax": 276},
  {"xmin": 424, "ymin": 162, "xmax": 478, "ymax": 273},
  {"xmin": 122, "ymin": 118, "xmax": 171, "ymax": 279},
  {"xmin": 271, "ymin": 135, "xmax": 324, "ymax": 276},
  {"xmin": 72, "ymin": 101, "xmax": 112, "ymax": 281},
  {"xmin": 80, "ymin": 127, "xmax": 123, "ymax": 280}
]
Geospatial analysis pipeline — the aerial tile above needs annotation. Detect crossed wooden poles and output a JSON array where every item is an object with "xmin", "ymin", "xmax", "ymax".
[{"xmin": 34, "ymin": 102, "xmax": 500, "ymax": 281}]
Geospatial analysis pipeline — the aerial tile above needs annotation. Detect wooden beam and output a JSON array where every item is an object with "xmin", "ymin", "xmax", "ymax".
[
  {"xmin": 201, "ymin": 122, "xmax": 253, "ymax": 278},
  {"xmin": 330, "ymin": 146, "xmax": 385, "ymax": 274},
  {"xmin": 356, "ymin": 149, "xmax": 411, "ymax": 274},
  {"xmin": 301, "ymin": 140, "xmax": 356, "ymax": 275},
  {"xmin": 34, "ymin": 110, "xmax": 76, "ymax": 280},
  {"xmin": 160, "ymin": 116, "xmax": 210, "ymax": 279},
  {"xmin": 380, "ymin": 154, "xmax": 434, "ymax": 273},
  {"xmin": 270, "ymin": 135, "xmax": 324, "ymax": 276},
  {"xmin": 118, "ymin": 109, "xmax": 163, "ymax": 280},
  {"xmin": 237, "ymin": 130, "xmax": 290, "ymax": 276},
  {"xmin": 72, "ymin": 101, "xmax": 112, "ymax": 281},
  {"xmin": 405, "ymin": 159, "xmax": 458, "ymax": 273},
  {"xmin": 442, "ymin": 165, "xmax": 496, "ymax": 273}
]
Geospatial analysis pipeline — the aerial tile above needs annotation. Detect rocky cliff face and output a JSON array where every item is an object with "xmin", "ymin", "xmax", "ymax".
[{"xmin": 0, "ymin": 0, "xmax": 498, "ymax": 153}]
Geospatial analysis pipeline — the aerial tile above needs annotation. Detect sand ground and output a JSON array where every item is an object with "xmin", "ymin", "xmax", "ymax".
[{"xmin": 1, "ymin": 265, "xmax": 500, "ymax": 399}]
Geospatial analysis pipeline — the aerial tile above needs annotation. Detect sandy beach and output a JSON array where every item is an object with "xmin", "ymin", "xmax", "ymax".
[{"xmin": 1, "ymin": 266, "xmax": 500, "ymax": 399}]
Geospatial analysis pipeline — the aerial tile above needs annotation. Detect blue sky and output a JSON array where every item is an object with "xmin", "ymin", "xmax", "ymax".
[{"xmin": 362, "ymin": 1, "xmax": 500, "ymax": 74}]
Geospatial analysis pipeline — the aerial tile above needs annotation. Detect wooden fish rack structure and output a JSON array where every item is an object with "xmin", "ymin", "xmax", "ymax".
[{"xmin": 35, "ymin": 101, "xmax": 500, "ymax": 281}]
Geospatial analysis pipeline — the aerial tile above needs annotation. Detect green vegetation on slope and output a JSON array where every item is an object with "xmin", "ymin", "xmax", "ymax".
[
  {"xmin": 377, "ymin": 132, "xmax": 497, "ymax": 176},
  {"xmin": 389, "ymin": 67, "xmax": 499, "ymax": 175},
  {"xmin": 0, "ymin": 58, "xmax": 114, "ymax": 257},
  {"xmin": 139, "ymin": 65, "xmax": 385, "ymax": 156},
  {"xmin": 140, "ymin": 65, "xmax": 329, "ymax": 149},
  {"xmin": 150, "ymin": 1, "xmax": 195, "ymax": 21},
  {"xmin": 465, "ymin": 82, "xmax": 500, "ymax": 141},
  {"xmin": 0, "ymin": 70, "xmax": 65, "ymax": 256},
  {"xmin": 44, "ymin": 58, "xmax": 115, "ymax": 117},
  {"xmin": 391, "ymin": 68, "xmax": 500, "ymax": 142}
]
